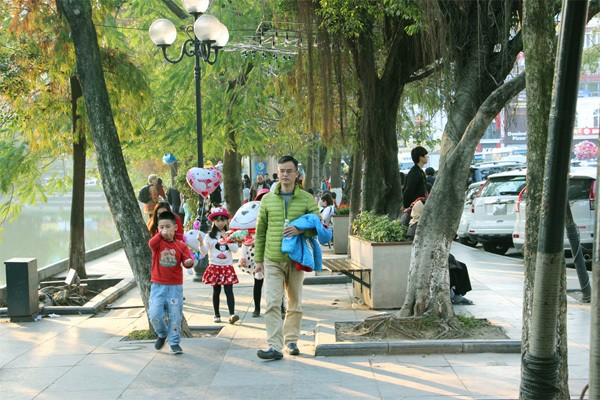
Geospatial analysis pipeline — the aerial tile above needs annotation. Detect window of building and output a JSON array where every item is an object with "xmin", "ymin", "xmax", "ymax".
[{"xmin": 594, "ymin": 109, "xmax": 600, "ymax": 128}]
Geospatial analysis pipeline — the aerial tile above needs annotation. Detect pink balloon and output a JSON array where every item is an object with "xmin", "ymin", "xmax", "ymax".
[{"xmin": 186, "ymin": 167, "xmax": 222, "ymax": 198}]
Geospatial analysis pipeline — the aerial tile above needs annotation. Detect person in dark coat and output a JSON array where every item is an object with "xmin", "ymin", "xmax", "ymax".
[
  {"xmin": 402, "ymin": 146, "xmax": 429, "ymax": 209},
  {"xmin": 167, "ymin": 186, "xmax": 184, "ymax": 222},
  {"xmin": 448, "ymin": 254, "xmax": 474, "ymax": 305},
  {"xmin": 425, "ymin": 167, "xmax": 436, "ymax": 192}
]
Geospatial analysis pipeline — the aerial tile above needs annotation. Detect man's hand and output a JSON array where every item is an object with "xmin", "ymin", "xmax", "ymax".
[
  {"xmin": 283, "ymin": 226, "xmax": 304, "ymax": 237},
  {"xmin": 183, "ymin": 259, "xmax": 193, "ymax": 267},
  {"xmin": 255, "ymin": 262, "xmax": 264, "ymax": 275}
]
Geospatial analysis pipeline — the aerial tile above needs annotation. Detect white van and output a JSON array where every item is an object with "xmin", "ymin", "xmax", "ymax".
[{"xmin": 512, "ymin": 167, "xmax": 596, "ymax": 254}]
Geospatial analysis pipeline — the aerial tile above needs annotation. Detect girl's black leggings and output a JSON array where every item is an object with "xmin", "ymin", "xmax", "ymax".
[
  {"xmin": 212, "ymin": 284, "xmax": 234, "ymax": 316},
  {"xmin": 253, "ymin": 278, "xmax": 264, "ymax": 312}
]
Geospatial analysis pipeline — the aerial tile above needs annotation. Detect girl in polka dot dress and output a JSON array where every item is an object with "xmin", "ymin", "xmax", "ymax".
[{"xmin": 199, "ymin": 207, "xmax": 240, "ymax": 324}]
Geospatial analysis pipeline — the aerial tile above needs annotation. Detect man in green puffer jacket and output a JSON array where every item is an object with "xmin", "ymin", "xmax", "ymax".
[{"xmin": 254, "ymin": 155, "xmax": 320, "ymax": 360}]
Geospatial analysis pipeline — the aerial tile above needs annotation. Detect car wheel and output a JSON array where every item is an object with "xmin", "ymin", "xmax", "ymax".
[
  {"xmin": 482, "ymin": 242, "xmax": 509, "ymax": 255},
  {"xmin": 459, "ymin": 237, "xmax": 478, "ymax": 247}
]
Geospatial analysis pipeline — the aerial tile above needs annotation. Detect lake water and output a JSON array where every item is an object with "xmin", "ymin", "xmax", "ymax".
[{"xmin": 0, "ymin": 191, "xmax": 120, "ymax": 285}]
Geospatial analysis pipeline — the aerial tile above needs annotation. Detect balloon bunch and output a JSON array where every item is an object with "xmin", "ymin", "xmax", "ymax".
[{"xmin": 574, "ymin": 140, "xmax": 598, "ymax": 161}]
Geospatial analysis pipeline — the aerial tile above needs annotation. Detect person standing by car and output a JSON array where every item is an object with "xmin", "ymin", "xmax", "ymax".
[
  {"xmin": 403, "ymin": 146, "xmax": 429, "ymax": 209},
  {"xmin": 253, "ymin": 155, "xmax": 320, "ymax": 360}
]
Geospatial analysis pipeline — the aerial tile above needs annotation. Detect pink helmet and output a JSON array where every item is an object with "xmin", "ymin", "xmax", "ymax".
[{"xmin": 255, "ymin": 188, "xmax": 270, "ymax": 201}]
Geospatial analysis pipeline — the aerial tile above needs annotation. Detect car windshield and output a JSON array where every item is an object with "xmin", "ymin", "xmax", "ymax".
[
  {"xmin": 568, "ymin": 178, "xmax": 593, "ymax": 201},
  {"xmin": 481, "ymin": 176, "xmax": 526, "ymax": 197},
  {"xmin": 517, "ymin": 178, "xmax": 595, "ymax": 203},
  {"xmin": 468, "ymin": 164, "xmax": 523, "ymax": 185}
]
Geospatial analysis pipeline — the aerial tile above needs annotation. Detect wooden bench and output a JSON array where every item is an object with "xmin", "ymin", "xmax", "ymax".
[{"xmin": 322, "ymin": 258, "xmax": 371, "ymax": 289}]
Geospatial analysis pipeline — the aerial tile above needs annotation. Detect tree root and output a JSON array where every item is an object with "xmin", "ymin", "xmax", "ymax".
[
  {"xmin": 38, "ymin": 285, "xmax": 99, "ymax": 306},
  {"xmin": 342, "ymin": 314, "xmax": 484, "ymax": 340}
]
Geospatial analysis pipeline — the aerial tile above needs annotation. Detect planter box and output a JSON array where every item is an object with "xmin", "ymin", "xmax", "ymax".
[
  {"xmin": 349, "ymin": 235, "xmax": 411, "ymax": 309},
  {"xmin": 332, "ymin": 214, "xmax": 350, "ymax": 254}
]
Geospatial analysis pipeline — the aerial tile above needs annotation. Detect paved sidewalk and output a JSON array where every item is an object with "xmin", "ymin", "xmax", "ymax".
[{"xmin": 0, "ymin": 244, "xmax": 592, "ymax": 399}]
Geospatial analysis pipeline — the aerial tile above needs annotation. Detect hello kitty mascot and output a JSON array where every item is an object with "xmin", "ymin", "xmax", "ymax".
[{"xmin": 229, "ymin": 188, "xmax": 270, "ymax": 316}]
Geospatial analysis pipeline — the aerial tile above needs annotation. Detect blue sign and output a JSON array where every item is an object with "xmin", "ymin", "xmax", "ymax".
[{"xmin": 254, "ymin": 161, "xmax": 267, "ymax": 179}]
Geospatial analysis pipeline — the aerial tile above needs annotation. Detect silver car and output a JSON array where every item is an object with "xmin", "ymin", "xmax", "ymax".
[
  {"xmin": 468, "ymin": 170, "xmax": 527, "ymax": 255},
  {"xmin": 512, "ymin": 167, "xmax": 596, "ymax": 255},
  {"xmin": 457, "ymin": 181, "xmax": 485, "ymax": 247}
]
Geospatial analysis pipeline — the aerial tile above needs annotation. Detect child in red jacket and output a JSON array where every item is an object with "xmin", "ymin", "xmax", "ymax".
[{"xmin": 148, "ymin": 211, "xmax": 193, "ymax": 355}]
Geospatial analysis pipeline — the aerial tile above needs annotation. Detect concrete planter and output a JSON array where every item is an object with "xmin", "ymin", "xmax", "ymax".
[
  {"xmin": 332, "ymin": 214, "xmax": 350, "ymax": 254},
  {"xmin": 349, "ymin": 235, "xmax": 411, "ymax": 309}
]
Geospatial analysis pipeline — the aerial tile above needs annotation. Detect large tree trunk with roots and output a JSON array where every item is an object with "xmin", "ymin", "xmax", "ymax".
[
  {"xmin": 57, "ymin": 0, "xmax": 158, "ymax": 331},
  {"xmin": 400, "ymin": 69, "xmax": 526, "ymax": 317},
  {"xmin": 400, "ymin": 0, "xmax": 525, "ymax": 319}
]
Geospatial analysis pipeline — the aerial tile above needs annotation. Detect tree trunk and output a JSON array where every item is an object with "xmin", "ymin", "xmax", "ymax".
[
  {"xmin": 351, "ymin": 32, "xmax": 403, "ymax": 218},
  {"xmin": 222, "ymin": 61, "xmax": 253, "ymax": 217},
  {"xmin": 57, "ymin": 0, "xmax": 151, "ymax": 316},
  {"xmin": 68, "ymin": 76, "xmax": 87, "ymax": 279},
  {"xmin": 330, "ymin": 152, "xmax": 342, "ymax": 189},
  {"xmin": 401, "ymin": 68, "xmax": 526, "ymax": 318},
  {"xmin": 400, "ymin": 144, "xmax": 472, "ymax": 318},
  {"xmin": 520, "ymin": 0, "xmax": 568, "ymax": 398},
  {"xmin": 223, "ymin": 131, "xmax": 241, "ymax": 216},
  {"xmin": 349, "ymin": 150, "xmax": 362, "ymax": 221}
]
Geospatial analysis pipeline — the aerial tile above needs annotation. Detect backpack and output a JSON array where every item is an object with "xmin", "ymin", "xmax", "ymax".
[{"xmin": 137, "ymin": 184, "xmax": 152, "ymax": 203}]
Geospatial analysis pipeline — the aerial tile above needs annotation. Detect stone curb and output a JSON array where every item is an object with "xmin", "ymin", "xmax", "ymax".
[
  {"xmin": 0, "ymin": 276, "xmax": 135, "ymax": 317},
  {"xmin": 314, "ymin": 322, "xmax": 521, "ymax": 357}
]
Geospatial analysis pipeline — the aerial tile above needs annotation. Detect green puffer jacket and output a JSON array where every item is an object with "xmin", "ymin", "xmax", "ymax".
[{"xmin": 254, "ymin": 184, "xmax": 320, "ymax": 263}]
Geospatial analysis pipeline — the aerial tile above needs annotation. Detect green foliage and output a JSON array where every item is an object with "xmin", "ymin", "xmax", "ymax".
[
  {"xmin": 351, "ymin": 210, "xmax": 407, "ymax": 242},
  {"xmin": 318, "ymin": 0, "xmax": 422, "ymax": 38},
  {"xmin": 457, "ymin": 314, "xmax": 489, "ymax": 329},
  {"xmin": 126, "ymin": 329, "xmax": 157, "ymax": 340},
  {"xmin": 335, "ymin": 205, "xmax": 350, "ymax": 215}
]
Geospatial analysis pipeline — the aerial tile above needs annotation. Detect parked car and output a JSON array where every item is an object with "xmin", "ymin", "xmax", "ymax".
[
  {"xmin": 456, "ymin": 181, "xmax": 485, "ymax": 247},
  {"xmin": 512, "ymin": 167, "xmax": 596, "ymax": 255},
  {"xmin": 467, "ymin": 161, "xmax": 524, "ymax": 187},
  {"xmin": 468, "ymin": 170, "xmax": 527, "ymax": 254}
]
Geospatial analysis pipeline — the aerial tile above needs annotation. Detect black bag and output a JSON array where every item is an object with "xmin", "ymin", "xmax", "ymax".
[{"xmin": 137, "ymin": 185, "xmax": 151, "ymax": 203}]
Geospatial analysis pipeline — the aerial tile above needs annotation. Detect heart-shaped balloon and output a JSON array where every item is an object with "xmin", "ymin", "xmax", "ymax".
[{"xmin": 186, "ymin": 167, "xmax": 222, "ymax": 198}]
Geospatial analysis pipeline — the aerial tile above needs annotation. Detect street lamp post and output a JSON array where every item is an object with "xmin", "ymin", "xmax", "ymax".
[{"xmin": 148, "ymin": 0, "xmax": 229, "ymax": 209}]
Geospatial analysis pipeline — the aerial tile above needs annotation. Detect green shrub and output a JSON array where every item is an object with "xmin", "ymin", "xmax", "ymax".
[
  {"xmin": 335, "ymin": 205, "xmax": 350, "ymax": 215},
  {"xmin": 351, "ymin": 211, "xmax": 407, "ymax": 242}
]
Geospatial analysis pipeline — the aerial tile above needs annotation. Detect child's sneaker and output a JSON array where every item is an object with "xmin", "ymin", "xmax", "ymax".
[
  {"xmin": 229, "ymin": 314, "xmax": 240, "ymax": 324},
  {"xmin": 213, "ymin": 315, "xmax": 221, "ymax": 323},
  {"xmin": 154, "ymin": 336, "xmax": 166, "ymax": 350},
  {"xmin": 170, "ymin": 344, "xmax": 183, "ymax": 355}
]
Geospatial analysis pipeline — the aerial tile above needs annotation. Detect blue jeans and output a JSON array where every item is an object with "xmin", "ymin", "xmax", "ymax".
[{"xmin": 148, "ymin": 283, "xmax": 183, "ymax": 345}]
